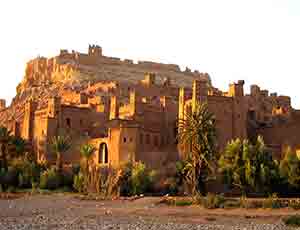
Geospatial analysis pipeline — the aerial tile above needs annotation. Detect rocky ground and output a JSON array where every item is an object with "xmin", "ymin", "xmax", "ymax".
[{"xmin": 0, "ymin": 194, "xmax": 297, "ymax": 229}]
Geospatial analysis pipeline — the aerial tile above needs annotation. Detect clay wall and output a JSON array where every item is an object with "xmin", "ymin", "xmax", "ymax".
[
  {"xmin": 118, "ymin": 104, "xmax": 133, "ymax": 119},
  {"xmin": 107, "ymin": 128, "xmax": 121, "ymax": 165},
  {"xmin": 258, "ymin": 119, "xmax": 300, "ymax": 158},
  {"xmin": 117, "ymin": 126, "xmax": 139, "ymax": 163},
  {"xmin": 32, "ymin": 111, "xmax": 48, "ymax": 162},
  {"xmin": 22, "ymin": 101, "xmax": 37, "ymax": 140},
  {"xmin": 207, "ymin": 96, "xmax": 234, "ymax": 150},
  {"xmin": 60, "ymin": 105, "xmax": 106, "ymax": 137},
  {"xmin": 86, "ymin": 82, "xmax": 118, "ymax": 94}
]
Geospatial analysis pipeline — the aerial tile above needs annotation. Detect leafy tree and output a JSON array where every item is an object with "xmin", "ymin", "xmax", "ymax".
[
  {"xmin": 0, "ymin": 126, "xmax": 12, "ymax": 171},
  {"xmin": 279, "ymin": 147, "xmax": 300, "ymax": 190},
  {"xmin": 218, "ymin": 136, "xmax": 280, "ymax": 195},
  {"xmin": 177, "ymin": 102, "xmax": 217, "ymax": 195},
  {"xmin": 50, "ymin": 135, "xmax": 71, "ymax": 172},
  {"xmin": 80, "ymin": 143, "xmax": 95, "ymax": 174},
  {"xmin": 218, "ymin": 138, "xmax": 244, "ymax": 189}
]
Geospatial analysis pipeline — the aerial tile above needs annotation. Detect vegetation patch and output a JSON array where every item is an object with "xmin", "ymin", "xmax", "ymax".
[
  {"xmin": 223, "ymin": 199, "xmax": 240, "ymax": 209},
  {"xmin": 174, "ymin": 199, "xmax": 193, "ymax": 206},
  {"xmin": 283, "ymin": 215, "xmax": 300, "ymax": 227},
  {"xmin": 205, "ymin": 216, "xmax": 216, "ymax": 222},
  {"xmin": 157, "ymin": 197, "xmax": 193, "ymax": 206},
  {"xmin": 288, "ymin": 199, "xmax": 300, "ymax": 210},
  {"xmin": 262, "ymin": 194, "xmax": 281, "ymax": 209}
]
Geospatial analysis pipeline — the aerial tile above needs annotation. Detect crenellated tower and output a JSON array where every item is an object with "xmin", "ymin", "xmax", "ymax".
[{"xmin": 192, "ymin": 79, "xmax": 208, "ymax": 112}]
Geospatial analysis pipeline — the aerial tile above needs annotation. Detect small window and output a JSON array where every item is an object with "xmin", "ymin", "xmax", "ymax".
[
  {"xmin": 66, "ymin": 118, "xmax": 71, "ymax": 128},
  {"xmin": 80, "ymin": 119, "xmax": 83, "ymax": 126},
  {"xmin": 154, "ymin": 136, "xmax": 159, "ymax": 146},
  {"xmin": 140, "ymin": 133, "xmax": 143, "ymax": 144},
  {"xmin": 146, "ymin": 134, "xmax": 150, "ymax": 145},
  {"xmin": 160, "ymin": 137, "xmax": 164, "ymax": 146},
  {"xmin": 248, "ymin": 111, "xmax": 255, "ymax": 120},
  {"xmin": 123, "ymin": 137, "xmax": 127, "ymax": 143}
]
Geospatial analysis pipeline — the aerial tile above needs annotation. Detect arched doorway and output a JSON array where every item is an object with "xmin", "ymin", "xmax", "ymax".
[{"xmin": 99, "ymin": 143, "xmax": 108, "ymax": 164}]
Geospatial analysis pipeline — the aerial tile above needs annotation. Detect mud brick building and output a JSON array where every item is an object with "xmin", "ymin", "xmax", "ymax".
[{"xmin": 0, "ymin": 45, "xmax": 299, "ymax": 167}]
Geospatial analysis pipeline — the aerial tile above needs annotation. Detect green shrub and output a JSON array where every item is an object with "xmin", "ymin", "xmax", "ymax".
[
  {"xmin": 61, "ymin": 171, "xmax": 74, "ymax": 188},
  {"xmin": 203, "ymin": 193, "xmax": 225, "ymax": 209},
  {"xmin": 223, "ymin": 199, "xmax": 240, "ymax": 209},
  {"xmin": 239, "ymin": 196, "xmax": 248, "ymax": 208},
  {"xmin": 159, "ymin": 197, "xmax": 192, "ymax": 206},
  {"xmin": 193, "ymin": 192, "xmax": 205, "ymax": 205},
  {"xmin": 39, "ymin": 168, "xmax": 61, "ymax": 190},
  {"xmin": 120, "ymin": 162, "xmax": 156, "ymax": 196},
  {"xmin": 193, "ymin": 192, "xmax": 220, "ymax": 208},
  {"xmin": 288, "ymin": 199, "xmax": 300, "ymax": 210},
  {"xmin": 174, "ymin": 199, "xmax": 193, "ymax": 206},
  {"xmin": 73, "ymin": 172, "xmax": 85, "ymax": 193},
  {"xmin": 131, "ymin": 162, "xmax": 156, "ymax": 195},
  {"xmin": 72, "ymin": 164, "xmax": 81, "ymax": 175},
  {"xmin": 0, "ymin": 168, "xmax": 5, "ymax": 187},
  {"xmin": 17, "ymin": 160, "xmax": 41, "ymax": 188},
  {"xmin": 262, "ymin": 193, "xmax": 281, "ymax": 209},
  {"xmin": 283, "ymin": 215, "xmax": 300, "ymax": 227},
  {"xmin": 31, "ymin": 181, "xmax": 38, "ymax": 194},
  {"xmin": 96, "ymin": 166, "xmax": 122, "ymax": 197},
  {"xmin": 6, "ymin": 186, "xmax": 16, "ymax": 193},
  {"xmin": 2, "ymin": 167, "xmax": 18, "ymax": 188},
  {"xmin": 239, "ymin": 196, "xmax": 264, "ymax": 209}
]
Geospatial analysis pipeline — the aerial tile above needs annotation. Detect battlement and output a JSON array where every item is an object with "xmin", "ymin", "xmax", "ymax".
[
  {"xmin": 141, "ymin": 73, "xmax": 156, "ymax": 87},
  {"xmin": 228, "ymin": 80, "xmax": 244, "ymax": 97},
  {"xmin": 249, "ymin": 84, "xmax": 291, "ymax": 106},
  {"xmin": 56, "ymin": 45, "xmax": 209, "ymax": 77},
  {"xmin": 0, "ymin": 99, "xmax": 6, "ymax": 110},
  {"xmin": 88, "ymin": 44, "xmax": 102, "ymax": 57}
]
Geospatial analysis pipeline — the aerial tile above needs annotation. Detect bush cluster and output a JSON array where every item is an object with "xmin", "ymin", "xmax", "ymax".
[
  {"xmin": 283, "ymin": 215, "xmax": 300, "ymax": 227},
  {"xmin": 262, "ymin": 193, "xmax": 281, "ymax": 209},
  {"xmin": 120, "ymin": 162, "xmax": 156, "ymax": 196}
]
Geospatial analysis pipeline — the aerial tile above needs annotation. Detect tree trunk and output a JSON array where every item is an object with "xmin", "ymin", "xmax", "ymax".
[
  {"xmin": 0, "ymin": 143, "xmax": 7, "ymax": 171},
  {"xmin": 85, "ymin": 158, "xmax": 89, "ymax": 175},
  {"xmin": 56, "ymin": 152, "xmax": 62, "ymax": 172}
]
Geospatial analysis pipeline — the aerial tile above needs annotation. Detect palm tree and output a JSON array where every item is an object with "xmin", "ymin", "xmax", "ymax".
[
  {"xmin": 80, "ymin": 143, "xmax": 96, "ymax": 174},
  {"xmin": 177, "ymin": 102, "xmax": 216, "ymax": 195},
  {"xmin": 51, "ymin": 135, "xmax": 71, "ymax": 172},
  {"xmin": 0, "ymin": 126, "xmax": 12, "ymax": 171}
]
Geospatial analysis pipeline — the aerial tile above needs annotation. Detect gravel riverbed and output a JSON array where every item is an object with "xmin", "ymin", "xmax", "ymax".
[{"xmin": 0, "ymin": 194, "xmax": 294, "ymax": 230}]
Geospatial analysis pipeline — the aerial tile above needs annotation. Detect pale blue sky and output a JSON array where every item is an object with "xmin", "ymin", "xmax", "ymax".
[{"xmin": 0, "ymin": 0, "xmax": 299, "ymax": 107}]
